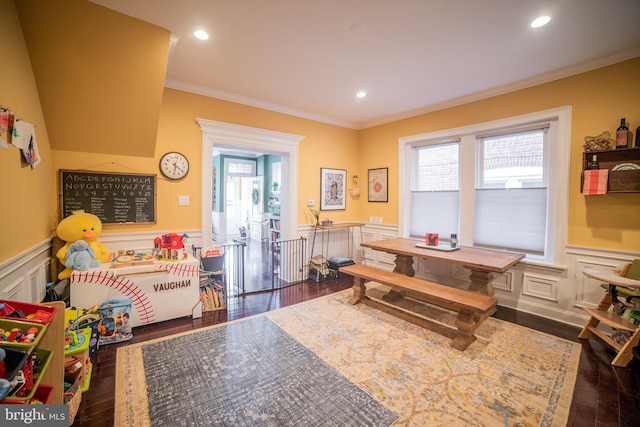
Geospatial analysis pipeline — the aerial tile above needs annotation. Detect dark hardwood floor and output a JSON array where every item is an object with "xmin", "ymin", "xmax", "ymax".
[{"xmin": 71, "ymin": 275, "xmax": 640, "ymax": 426}]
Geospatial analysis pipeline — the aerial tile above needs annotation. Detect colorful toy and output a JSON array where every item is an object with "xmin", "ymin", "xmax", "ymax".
[
  {"xmin": 56, "ymin": 212, "xmax": 113, "ymax": 279},
  {"xmin": 156, "ymin": 232, "xmax": 188, "ymax": 260},
  {"xmin": 97, "ymin": 299, "xmax": 133, "ymax": 345},
  {"xmin": 65, "ymin": 240, "xmax": 101, "ymax": 272},
  {"xmin": 0, "ymin": 325, "xmax": 40, "ymax": 344}
]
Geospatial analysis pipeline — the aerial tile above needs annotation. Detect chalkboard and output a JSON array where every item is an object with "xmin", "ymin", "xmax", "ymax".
[{"xmin": 60, "ymin": 170, "xmax": 157, "ymax": 224}]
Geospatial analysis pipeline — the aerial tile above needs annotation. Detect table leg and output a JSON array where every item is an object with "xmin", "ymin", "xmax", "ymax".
[
  {"xmin": 382, "ymin": 254, "xmax": 415, "ymax": 302},
  {"xmin": 468, "ymin": 268, "xmax": 495, "ymax": 296},
  {"xmin": 393, "ymin": 254, "xmax": 415, "ymax": 276}
]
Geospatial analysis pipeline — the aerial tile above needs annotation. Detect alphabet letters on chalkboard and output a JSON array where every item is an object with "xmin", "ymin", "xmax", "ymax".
[{"xmin": 61, "ymin": 170, "xmax": 157, "ymax": 224}]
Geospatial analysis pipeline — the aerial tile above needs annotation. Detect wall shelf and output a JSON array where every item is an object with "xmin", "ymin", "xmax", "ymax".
[{"xmin": 582, "ymin": 147, "xmax": 640, "ymax": 193}]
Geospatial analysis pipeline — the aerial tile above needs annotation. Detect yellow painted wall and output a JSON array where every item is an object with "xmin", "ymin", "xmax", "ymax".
[
  {"xmin": 15, "ymin": 0, "xmax": 169, "ymax": 158},
  {"xmin": 0, "ymin": 0, "xmax": 54, "ymax": 262},
  {"xmin": 358, "ymin": 57, "xmax": 640, "ymax": 252},
  {"xmin": 52, "ymin": 88, "xmax": 360, "ymax": 233}
]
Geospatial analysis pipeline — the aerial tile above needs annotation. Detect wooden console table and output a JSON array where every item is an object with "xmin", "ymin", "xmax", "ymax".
[
  {"xmin": 360, "ymin": 238, "xmax": 525, "ymax": 296},
  {"xmin": 309, "ymin": 223, "xmax": 364, "ymax": 280}
]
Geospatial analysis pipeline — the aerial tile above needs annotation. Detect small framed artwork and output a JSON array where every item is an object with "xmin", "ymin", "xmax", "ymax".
[
  {"xmin": 320, "ymin": 168, "xmax": 346, "ymax": 210},
  {"xmin": 368, "ymin": 167, "xmax": 388, "ymax": 202}
]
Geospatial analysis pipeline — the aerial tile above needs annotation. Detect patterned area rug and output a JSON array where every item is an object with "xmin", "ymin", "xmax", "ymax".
[
  {"xmin": 115, "ymin": 286, "xmax": 580, "ymax": 426},
  {"xmin": 141, "ymin": 315, "xmax": 397, "ymax": 426}
]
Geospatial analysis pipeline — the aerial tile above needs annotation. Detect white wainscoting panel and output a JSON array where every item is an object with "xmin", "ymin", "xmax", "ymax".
[
  {"xmin": 573, "ymin": 256, "xmax": 623, "ymax": 308},
  {"xmin": 492, "ymin": 271, "xmax": 514, "ymax": 293},
  {"xmin": 0, "ymin": 239, "xmax": 50, "ymax": 303},
  {"xmin": 28, "ymin": 263, "xmax": 47, "ymax": 303},
  {"xmin": 1, "ymin": 278, "xmax": 26, "ymax": 301},
  {"xmin": 522, "ymin": 273, "xmax": 559, "ymax": 302},
  {"xmin": 361, "ymin": 229, "xmax": 377, "ymax": 263}
]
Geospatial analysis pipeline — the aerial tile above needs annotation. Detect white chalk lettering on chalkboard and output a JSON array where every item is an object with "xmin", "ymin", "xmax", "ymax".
[{"xmin": 62, "ymin": 171, "xmax": 156, "ymax": 224}]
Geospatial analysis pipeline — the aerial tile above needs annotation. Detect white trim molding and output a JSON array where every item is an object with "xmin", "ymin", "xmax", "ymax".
[{"xmin": 197, "ymin": 119, "xmax": 304, "ymax": 246}]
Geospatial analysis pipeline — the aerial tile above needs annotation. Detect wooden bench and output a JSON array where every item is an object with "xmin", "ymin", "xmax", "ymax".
[{"xmin": 339, "ymin": 264, "xmax": 498, "ymax": 351}]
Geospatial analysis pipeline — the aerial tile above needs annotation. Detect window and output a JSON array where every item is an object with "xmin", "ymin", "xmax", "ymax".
[
  {"xmin": 475, "ymin": 127, "xmax": 548, "ymax": 254},
  {"xmin": 410, "ymin": 142, "xmax": 460, "ymax": 239},
  {"xmin": 401, "ymin": 107, "xmax": 571, "ymax": 264},
  {"xmin": 225, "ymin": 159, "xmax": 255, "ymax": 176}
]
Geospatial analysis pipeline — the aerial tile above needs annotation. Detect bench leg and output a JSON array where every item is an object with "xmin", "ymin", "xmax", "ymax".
[
  {"xmin": 349, "ymin": 277, "xmax": 367, "ymax": 305},
  {"xmin": 452, "ymin": 308, "xmax": 478, "ymax": 351}
]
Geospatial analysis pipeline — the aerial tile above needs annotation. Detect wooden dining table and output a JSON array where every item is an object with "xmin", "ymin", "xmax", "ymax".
[{"xmin": 360, "ymin": 237, "xmax": 525, "ymax": 296}]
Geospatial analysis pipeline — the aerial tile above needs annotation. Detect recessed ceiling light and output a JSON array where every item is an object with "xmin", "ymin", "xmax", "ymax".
[
  {"xmin": 356, "ymin": 91, "xmax": 367, "ymax": 98},
  {"xmin": 194, "ymin": 30, "xmax": 209, "ymax": 40},
  {"xmin": 351, "ymin": 24, "xmax": 367, "ymax": 34},
  {"xmin": 530, "ymin": 16, "xmax": 550, "ymax": 28}
]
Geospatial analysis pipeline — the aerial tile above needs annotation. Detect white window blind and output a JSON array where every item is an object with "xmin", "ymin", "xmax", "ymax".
[
  {"xmin": 409, "ymin": 141, "xmax": 459, "ymax": 239},
  {"xmin": 474, "ymin": 188, "xmax": 546, "ymax": 253},
  {"xmin": 409, "ymin": 191, "xmax": 459, "ymax": 238},
  {"xmin": 474, "ymin": 126, "xmax": 548, "ymax": 253}
]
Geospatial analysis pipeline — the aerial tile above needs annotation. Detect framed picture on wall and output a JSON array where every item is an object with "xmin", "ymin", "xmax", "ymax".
[
  {"xmin": 320, "ymin": 168, "xmax": 346, "ymax": 210},
  {"xmin": 368, "ymin": 167, "xmax": 388, "ymax": 202}
]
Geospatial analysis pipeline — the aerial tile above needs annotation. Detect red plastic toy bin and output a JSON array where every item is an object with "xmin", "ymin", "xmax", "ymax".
[{"xmin": 0, "ymin": 300, "xmax": 57, "ymax": 324}]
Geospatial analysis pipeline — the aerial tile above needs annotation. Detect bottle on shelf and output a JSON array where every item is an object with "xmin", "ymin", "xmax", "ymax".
[
  {"xmin": 616, "ymin": 118, "xmax": 629, "ymax": 149},
  {"xmin": 587, "ymin": 154, "xmax": 600, "ymax": 169}
]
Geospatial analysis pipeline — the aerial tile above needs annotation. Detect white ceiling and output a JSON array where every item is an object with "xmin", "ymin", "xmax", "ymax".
[{"xmin": 91, "ymin": 0, "xmax": 640, "ymax": 130}]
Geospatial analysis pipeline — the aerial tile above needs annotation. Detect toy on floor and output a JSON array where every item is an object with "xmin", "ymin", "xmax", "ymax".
[
  {"xmin": 97, "ymin": 299, "xmax": 133, "ymax": 345},
  {"xmin": 56, "ymin": 212, "xmax": 113, "ymax": 279}
]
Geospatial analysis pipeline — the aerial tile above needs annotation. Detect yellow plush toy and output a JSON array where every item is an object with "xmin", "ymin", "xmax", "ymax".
[{"xmin": 56, "ymin": 212, "xmax": 113, "ymax": 279}]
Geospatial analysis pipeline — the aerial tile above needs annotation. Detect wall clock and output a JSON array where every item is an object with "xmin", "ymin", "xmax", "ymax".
[{"xmin": 159, "ymin": 151, "xmax": 189, "ymax": 180}]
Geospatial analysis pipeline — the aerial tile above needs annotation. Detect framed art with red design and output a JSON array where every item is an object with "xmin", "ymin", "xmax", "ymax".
[{"xmin": 368, "ymin": 167, "xmax": 388, "ymax": 202}]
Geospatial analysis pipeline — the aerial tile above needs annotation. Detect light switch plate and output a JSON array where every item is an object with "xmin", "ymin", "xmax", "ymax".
[{"xmin": 179, "ymin": 195, "xmax": 190, "ymax": 206}]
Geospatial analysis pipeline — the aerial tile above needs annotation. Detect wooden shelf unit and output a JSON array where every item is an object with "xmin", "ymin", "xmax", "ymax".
[
  {"xmin": 269, "ymin": 216, "xmax": 281, "ymax": 242},
  {"xmin": 582, "ymin": 147, "xmax": 640, "ymax": 193}
]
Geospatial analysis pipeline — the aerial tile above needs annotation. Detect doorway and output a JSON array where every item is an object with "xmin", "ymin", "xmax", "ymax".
[
  {"xmin": 198, "ymin": 119, "xmax": 303, "ymax": 246},
  {"xmin": 225, "ymin": 175, "xmax": 259, "ymax": 241},
  {"xmin": 198, "ymin": 119, "xmax": 305, "ymax": 294}
]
